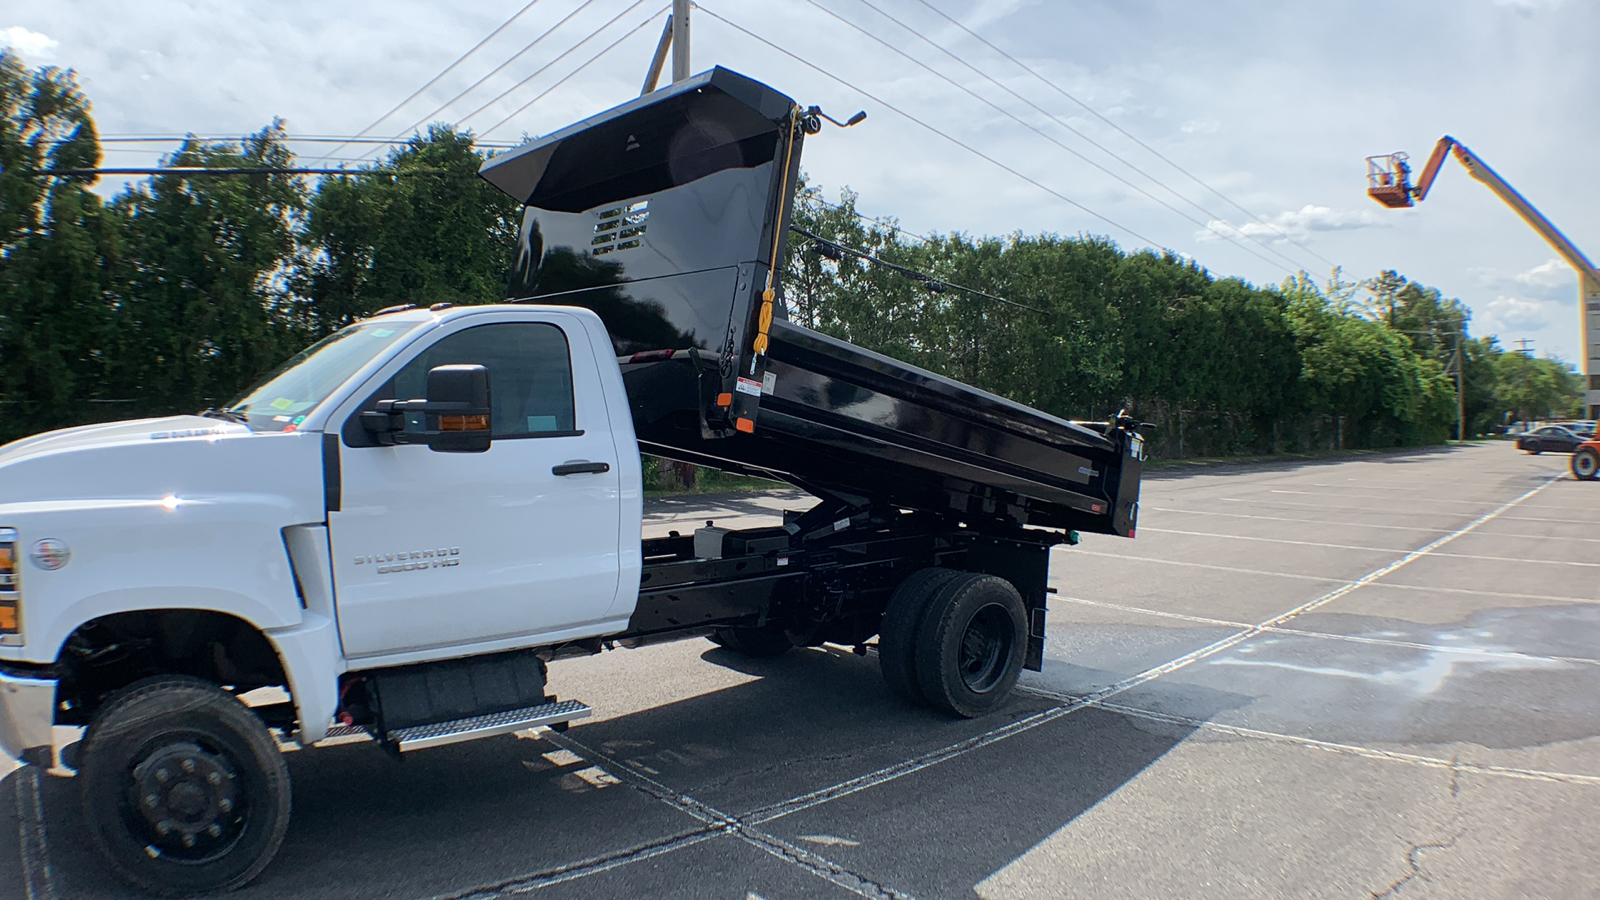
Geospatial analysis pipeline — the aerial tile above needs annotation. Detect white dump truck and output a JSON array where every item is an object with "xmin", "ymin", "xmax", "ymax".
[{"xmin": 0, "ymin": 68, "xmax": 1143, "ymax": 895}]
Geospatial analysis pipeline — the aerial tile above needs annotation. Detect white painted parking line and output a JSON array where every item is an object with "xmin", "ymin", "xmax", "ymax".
[
  {"xmin": 1068, "ymin": 550, "xmax": 1594, "ymax": 604},
  {"xmin": 1268, "ymin": 489, "xmax": 1505, "ymax": 507},
  {"xmin": 1138, "ymin": 528, "xmax": 1600, "ymax": 568},
  {"xmin": 1055, "ymin": 595, "xmax": 1600, "ymax": 667},
  {"xmin": 1150, "ymin": 506, "xmax": 1600, "ymax": 543},
  {"xmin": 14, "ymin": 767, "xmax": 56, "ymax": 900},
  {"xmin": 1146, "ymin": 507, "xmax": 1455, "ymax": 534},
  {"xmin": 1035, "ymin": 694, "xmax": 1600, "ymax": 789},
  {"xmin": 741, "ymin": 476, "xmax": 1559, "ymax": 827}
]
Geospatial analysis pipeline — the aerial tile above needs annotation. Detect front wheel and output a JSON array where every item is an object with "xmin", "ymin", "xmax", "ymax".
[
  {"xmin": 79, "ymin": 676, "xmax": 291, "ymax": 897},
  {"xmin": 1527, "ymin": 442, "xmax": 1543, "ymax": 455},
  {"xmin": 1573, "ymin": 448, "xmax": 1600, "ymax": 481}
]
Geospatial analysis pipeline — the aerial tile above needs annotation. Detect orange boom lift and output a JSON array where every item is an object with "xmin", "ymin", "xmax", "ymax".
[{"xmin": 1366, "ymin": 137, "xmax": 1600, "ymax": 420}]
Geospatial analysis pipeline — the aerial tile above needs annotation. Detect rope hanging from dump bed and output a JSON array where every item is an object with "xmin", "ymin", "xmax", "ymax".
[{"xmin": 751, "ymin": 107, "xmax": 801, "ymax": 360}]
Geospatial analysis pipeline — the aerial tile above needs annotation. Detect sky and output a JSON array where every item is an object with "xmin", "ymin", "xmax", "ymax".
[{"xmin": 4, "ymin": 0, "xmax": 1597, "ymax": 367}]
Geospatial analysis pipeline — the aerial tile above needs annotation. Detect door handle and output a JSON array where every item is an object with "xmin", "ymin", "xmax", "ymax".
[{"xmin": 552, "ymin": 461, "xmax": 611, "ymax": 476}]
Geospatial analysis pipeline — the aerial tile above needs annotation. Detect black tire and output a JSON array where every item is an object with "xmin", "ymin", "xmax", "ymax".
[
  {"xmin": 711, "ymin": 625, "xmax": 794, "ymax": 658},
  {"xmin": 1573, "ymin": 448, "xmax": 1600, "ymax": 481},
  {"xmin": 1528, "ymin": 442, "xmax": 1543, "ymax": 455},
  {"xmin": 79, "ymin": 676, "xmax": 290, "ymax": 897},
  {"xmin": 878, "ymin": 567, "xmax": 962, "ymax": 704},
  {"xmin": 913, "ymin": 573, "xmax": 1028, "ymax": 718}
]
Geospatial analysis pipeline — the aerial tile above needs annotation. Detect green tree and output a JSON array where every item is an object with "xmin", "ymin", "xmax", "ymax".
[
  {"xmin": 107, "ymin": 122, "xmax": 306, "ymax": 413},
  {"xmin": 295, "ymin": 126, "xmax": 520, "ymax": 335},
  {"xmin": 0, "ymin": 52, "xmax": 119, "ymax": 441}
]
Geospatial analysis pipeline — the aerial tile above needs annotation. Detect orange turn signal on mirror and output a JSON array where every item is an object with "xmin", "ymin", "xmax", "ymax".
[{"xmin": 440, "ymin": 415, "xmax": 490, "ymax": 432}]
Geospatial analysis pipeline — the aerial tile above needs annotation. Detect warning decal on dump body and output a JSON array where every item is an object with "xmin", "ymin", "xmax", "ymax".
[{"xmin": 735, "ymin": 377, "xmax": 763, "ymax": 397}]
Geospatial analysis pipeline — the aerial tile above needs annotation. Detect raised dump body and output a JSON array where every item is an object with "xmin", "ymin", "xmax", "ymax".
[{"xmin": 479, "ymin": 67, "xmax": 1141, "ymax": 537}]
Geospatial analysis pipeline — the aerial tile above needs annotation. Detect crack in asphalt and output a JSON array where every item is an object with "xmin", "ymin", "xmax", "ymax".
[
  {"xmin": 431, "ymin": 828, "xmax": 721, "ymax": 899},
  {"xmin": 1370, "ymin": 829, "xmax": 1465, "ymax": 899},
  {"xmin": 542, "ymin": 731, "xmax": 913, "ymax": 899}
]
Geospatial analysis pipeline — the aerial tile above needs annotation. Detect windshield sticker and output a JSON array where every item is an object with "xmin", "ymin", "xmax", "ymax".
[
  {"xmin": 292, "ymin": 415, "xmax": 307, "ymax": 425},
  {"xmin": 371, "ymin": 328, "xmax": 397, "ymax": 338},
  {"xmin": 268, "ymin": 397, "xmax": 296, "ymax": 411},
  {"xmin": 273, "ymin": 415, "xmax": 291, "ymax": 422}
]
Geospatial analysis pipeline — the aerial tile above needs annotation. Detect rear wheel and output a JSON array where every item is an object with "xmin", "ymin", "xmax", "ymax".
[
  {"xmin": 878, "ymin": 567, "xmax": 962, "ymax": 704},
  {"xmin": 79, "ymin": 676, "xmax": 290, "ymax": 897},
  {"xmin": 1573, "ymin": 448, "xmax": 1600, "ymax": 481},
  {"xmin": 913, "ymin": 573, "xmax": 1027, "ymax": 718},
  {"xmin": 710, "ymin": 625, "xmax": 794, "ymax": 658}
]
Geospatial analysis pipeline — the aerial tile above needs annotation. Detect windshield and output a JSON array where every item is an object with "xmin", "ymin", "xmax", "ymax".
[{"xmin": 226, "ymin": 321, "xmax": 419, "ymax": 432}]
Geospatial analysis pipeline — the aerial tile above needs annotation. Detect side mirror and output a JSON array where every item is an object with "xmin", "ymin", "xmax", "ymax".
[
  {"xmin": 360, "ymin": 364, "xmax": 492, "ymax": 452},
  {"xmin": 418, "ymin": 365, "xmax": 492, "ymax": 453}
]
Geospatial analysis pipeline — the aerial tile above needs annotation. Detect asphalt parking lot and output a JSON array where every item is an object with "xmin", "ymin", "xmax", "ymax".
[{"xmin": 4, "ymin": 442, "xmax": 1597, "ymax": 899}]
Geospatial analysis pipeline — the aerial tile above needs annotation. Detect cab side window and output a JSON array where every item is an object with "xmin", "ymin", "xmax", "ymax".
[{"xmin": 383, "ymin": 322, "xmax": 577, "ymax": 439}]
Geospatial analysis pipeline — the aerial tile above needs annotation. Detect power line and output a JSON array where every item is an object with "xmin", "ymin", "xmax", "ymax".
[
  {"xmin": 800, "ymin": 194, "xmax": 936, "ymax": 245},
  {"xmin": 36, "ymin": 167, "xmax": 468, "ymax": 178},
  {"xmin": 840, "ymin": 0, "xmax": 1322, "ymax": 276},
  {"xmin": 91, "ymin": 135, "xmax": 519, "ymax": 147},
  {"xmin": 309, "ymin": 0, "xmax": 550, "ymax": 163},
  {"xmin": 476, "ymin": 6, "xmax": 665, "ymax": 139},
  {"xmin": 697, "ymin": 6, "xmax": 1165, "ymax": 251},
  {"xmin": 791, "ymin": 225, "xmax": 1041, "ymax": 312},
  {"xmin": 354, "ymin": 0, "xmax": 601, "ymax": 162},
  {"xmin": 911, "ymin": 0, "xmax": 1340, "ymax": 271},
  {"xmin": 798, "ymin": 0, "xmax": 1301, "ymax": 278}
]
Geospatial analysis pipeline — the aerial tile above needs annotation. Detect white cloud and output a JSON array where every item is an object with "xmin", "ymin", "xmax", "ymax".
[
  {"xmin": 1195, "ymin": 205, "xmax": 1384, "ymax": 244},
  {"xmin": 0, "ymin": 26, "xmax": 57, "ymax": 60},
  {"xmin": 1179, "ymin": 118, "xmax": 1219, "ymax": 135},
  {"xmin": 1477, "ymin": 295, "xmax": 1555, "ymax": 335},
  {"xmin": 1493, "ymin": 0, "xmax": 1565, "ymax": 10},
  {"xmin": 1513, "ymin": 257, "xmax": 1570, "ymax": 288}
]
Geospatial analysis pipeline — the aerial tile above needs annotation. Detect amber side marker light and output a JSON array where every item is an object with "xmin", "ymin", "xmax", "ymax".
[
  {"xmin": 440, "ymin": 415, "xmax": 489, "ymax": 432},
  {"xmin": 0, "ymin": 528, "xmax": 19, "ymax": 636}
]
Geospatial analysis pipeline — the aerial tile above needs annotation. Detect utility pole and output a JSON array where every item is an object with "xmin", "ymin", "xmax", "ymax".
[
  {"xmin": 1514, "ymin": 338, "xmax": 1536, "ymax": 356},
  {"xmin": 1454, "ymin": 333, "xmax": 1465, "ymax": 442},
  {"xmin": 640, "ymin": 0, "xmax": 692, "ymax": 96},
  {"xmin": 671, "ymin": 0, "xmax": 691, "ymax": 83}
]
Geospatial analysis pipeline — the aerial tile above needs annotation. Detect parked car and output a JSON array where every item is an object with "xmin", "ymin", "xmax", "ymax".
[{"xmin": 1516, "ymin": 425, "xmax": 1594, "ymax": 454}]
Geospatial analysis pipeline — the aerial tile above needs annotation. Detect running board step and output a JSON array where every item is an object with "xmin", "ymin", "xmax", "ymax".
[{"xmin": 390, "ymin": 700, "xmax": 592, "ymax": 752}]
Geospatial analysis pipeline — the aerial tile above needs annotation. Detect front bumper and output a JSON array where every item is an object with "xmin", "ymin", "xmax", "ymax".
[{"xmin": 0, "ymin": 670, "xmax": 55, "ymax": 765}]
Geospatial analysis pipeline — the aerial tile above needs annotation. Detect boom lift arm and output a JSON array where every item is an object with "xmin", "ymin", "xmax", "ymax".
[{"xmin": 1366, "ymin": 136, "xmax": 1600, "ymax": 417}]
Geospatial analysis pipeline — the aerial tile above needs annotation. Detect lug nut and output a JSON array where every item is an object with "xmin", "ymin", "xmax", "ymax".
[
  {"xmin": 144, "ymin": 793, "xmax": 159, "ymax": 809},
  {"xmin": 181, "ymin": 758, "xmax": 196, "ymax": 773},
  {"xmin": 217, "ymin": 798, "xmax": 233, "ymax": 813},
  {"xmin": 181, "ymin": 834, "xmax": 195, "ymax": 848},
  {"xmin": 206, "ymin": 772, "xmax": 222, "ymax": 786},
  {"xmin": 156, "ymin": 822, "xmax": 171, "ymax": 836},
  {"xmin": 154, "ymin": 768, "xmax": 170, "ymax": 783},
  {"xmin": 206, "ymin": 824, "xmax": 222, "ymax": 838}
]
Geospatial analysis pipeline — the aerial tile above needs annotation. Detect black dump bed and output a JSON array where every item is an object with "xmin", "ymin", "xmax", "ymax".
[{"xmin": 480, "ymin": 68, "xmax": 1141, "ymax": 537}]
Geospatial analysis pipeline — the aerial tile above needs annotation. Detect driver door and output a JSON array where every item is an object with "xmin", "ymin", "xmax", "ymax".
[{"xmin": 328, "ymin": 313, "xmax": 626, "ymax": 661}]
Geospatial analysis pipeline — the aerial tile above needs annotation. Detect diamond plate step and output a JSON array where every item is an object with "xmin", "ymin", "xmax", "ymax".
[{"xmin": 389, "ymin": 699, "xmax": 592, "ymax": 752}]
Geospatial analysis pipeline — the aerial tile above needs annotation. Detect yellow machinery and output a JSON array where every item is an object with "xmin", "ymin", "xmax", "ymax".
[{"xmin": 1366, "ymin": 137, "xmax": 1600, "ymax": 418}]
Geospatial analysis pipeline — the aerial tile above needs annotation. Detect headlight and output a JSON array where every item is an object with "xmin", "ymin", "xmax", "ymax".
[{"xmin": 0, "ymin": 528, "xmax": 17, "ymax": 638}]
